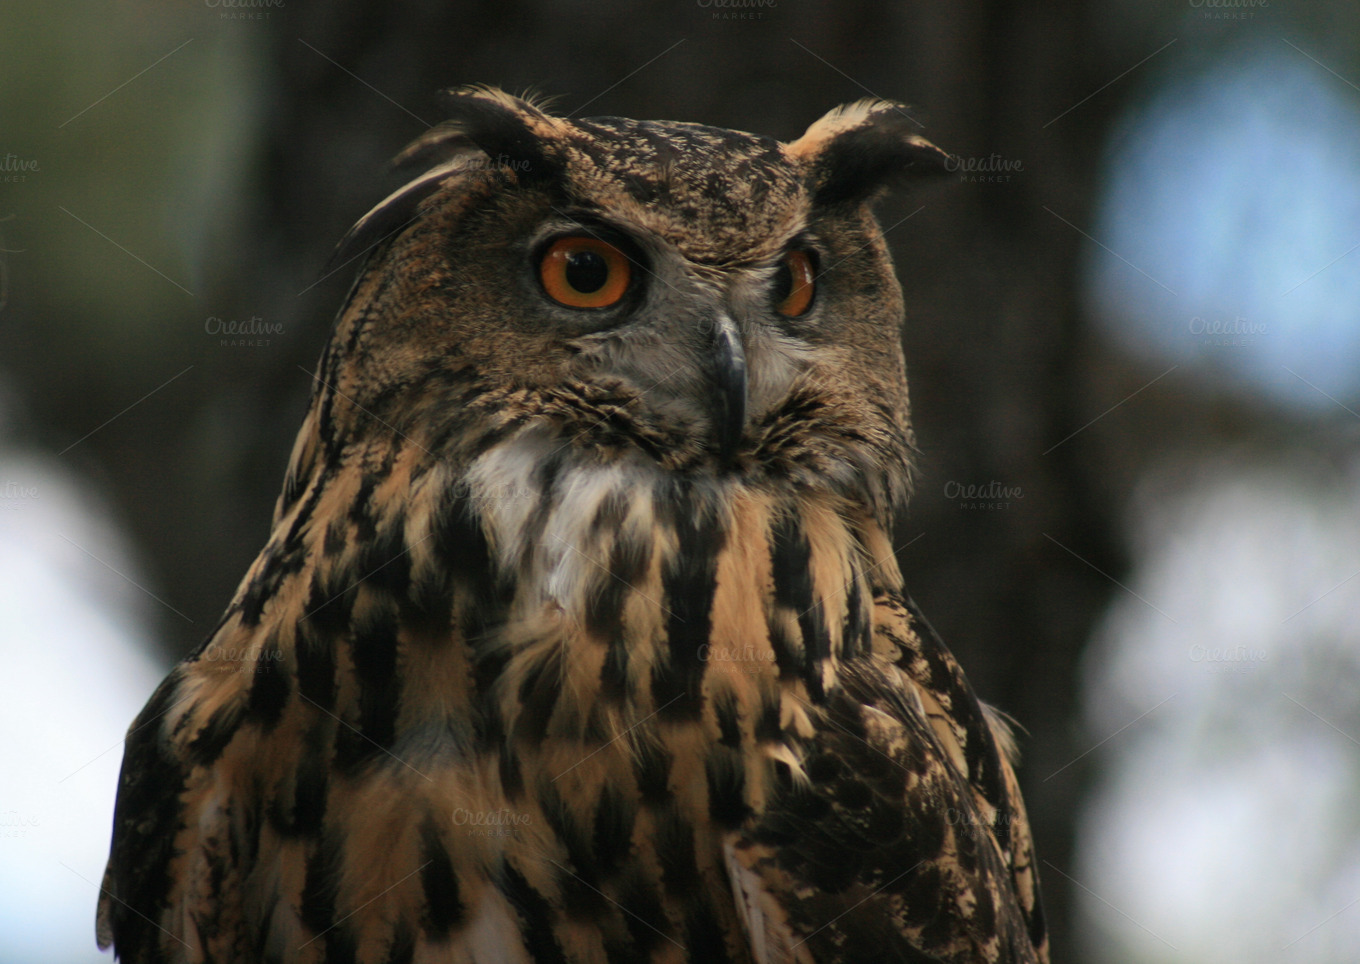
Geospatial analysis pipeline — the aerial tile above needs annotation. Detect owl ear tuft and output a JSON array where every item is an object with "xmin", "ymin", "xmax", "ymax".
[
  {"xmin": 431, "ymin": 86, "xmax": 566, "ymax": 182},
  {"xmin": 791, "ymin": 100, "xmax": 952, "ymax": 207},
  {"xmin": 330, "ymin": 88, "xmax": 565, "ymax": 271}
]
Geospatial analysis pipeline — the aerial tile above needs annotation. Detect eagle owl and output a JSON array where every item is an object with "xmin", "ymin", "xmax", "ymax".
[{"xmin": 99, "ymin": 88, "xmax": 1047, "ymax": 964}]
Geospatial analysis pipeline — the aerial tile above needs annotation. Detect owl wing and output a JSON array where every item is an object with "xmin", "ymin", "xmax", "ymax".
[
  {"xmin": 97, "ymin": 670, "xmax": 197, "ymax": 961},
  {"xmin": 726, "ymin": 594, "xmax": 1047, "ymax": 964}
]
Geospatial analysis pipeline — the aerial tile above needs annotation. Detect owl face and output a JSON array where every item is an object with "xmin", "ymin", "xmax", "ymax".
[{"xmin": 321, "ymin": 89, "xmax": 949, "ymax": 522}]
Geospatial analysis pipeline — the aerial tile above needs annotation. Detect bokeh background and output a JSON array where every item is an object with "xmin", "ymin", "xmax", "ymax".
[{"xmin": 4, "ymin": 2, "xmax": 1359, "ymax": 961}]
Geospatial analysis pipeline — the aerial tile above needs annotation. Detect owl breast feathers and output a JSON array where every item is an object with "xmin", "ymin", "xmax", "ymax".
[{"xmin": 99, "ymin": 88, "xmax": 1048, "ymax": 964}]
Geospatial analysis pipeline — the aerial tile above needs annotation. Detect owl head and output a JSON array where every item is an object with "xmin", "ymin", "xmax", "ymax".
[{"xmin": 305, "ymin": 88, "xmax": 950, "ymax": 526}]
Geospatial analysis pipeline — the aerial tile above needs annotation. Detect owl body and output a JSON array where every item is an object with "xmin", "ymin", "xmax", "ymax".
[{"xmin": 99, "ymin": 90, "xmax": 1047, "ymax": 964}]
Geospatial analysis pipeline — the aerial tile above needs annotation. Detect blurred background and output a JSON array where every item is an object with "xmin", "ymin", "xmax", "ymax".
[{"xmin": 3, "ymin": 1, "xmax": 1358, "ymax": 961}]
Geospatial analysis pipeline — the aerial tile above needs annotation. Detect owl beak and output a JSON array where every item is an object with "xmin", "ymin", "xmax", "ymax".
[{"xmin": 707, "ymin": 313, "xmax": 748, "ymax": 464}]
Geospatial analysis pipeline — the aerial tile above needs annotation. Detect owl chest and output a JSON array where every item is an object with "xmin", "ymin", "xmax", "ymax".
[
  {"xmin": 457, "ymin": 444, "xmax": 873, "ymax": 828},
  {"xmin": 460, "ymin": 442, "xmax": 865, "ymax": 731}
]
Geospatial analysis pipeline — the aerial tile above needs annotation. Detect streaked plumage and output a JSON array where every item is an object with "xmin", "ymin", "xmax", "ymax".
[{"xmin": 99, "ymin": 88, "xmax": 1047, "ymax": 963}]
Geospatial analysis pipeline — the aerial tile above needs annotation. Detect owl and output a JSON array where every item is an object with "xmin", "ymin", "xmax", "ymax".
[{"xmin": 98, "ymin": 88, "xmax": 1047, "ymax": 964}]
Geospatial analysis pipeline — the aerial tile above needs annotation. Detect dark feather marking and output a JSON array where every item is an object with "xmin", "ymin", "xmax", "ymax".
[
  {"xmin": 254, "ymin": 903, "xmax": 278, "ymax": 964},
  {"xmin": 537, "ymin": 776, "xmax": 605, "ymax": 919},
  {"xmin": 475, "ymin": 696, "xmax": 507, "ymax": 755},
  {"xmin": 592, "ymin": 783, "xmax": 636, "ymax": 878},
  {"xmin": 683, "ymin": 899, "xmax": 734, "ymax": 964},
  {"xmin": 538, "ymin": 776, "xmax": 593, "ymax": 874},
  {"xmin": 433, "ymin": 486, "xmax": 515, "ymax": 725},
  {"xmin": 296, "ymin": 625, "xmax": 339, "ymax": 714},
  {"xmin": 602, "ymin": 936, "xmax": 641, "ymax": 964},
  {"xmin": 300, "ymin": 833, "xmax": 343, "ymax": 935},
  {"xmin": 237, "ymin": 542, "xmax": 307, "ymax": 629},
  {"xmin": 653, "ymin": 484, "xmax": 725, "ymax": 719},
  {"xmin": 294, "ymin": 745, "xmax": 331, "ymax": 837},
  {"xmin": 305, "ymin": 565, "xmax": 354, "ymax": 641},
  {"xmin": 357, "ymin": 515, "xmax": 413, "ymax": 599},
  {"xmin": 338, "ymin": 601, "xmax": 401, "ymax": 771},
  {"xmin": 500, "ymin": 745, "xmax": 525, "ymax": 799},
  {"xmin": 713, "ymin": 689, "xmax": 742, "ymax": 748},
  {"xmin": 510, "ymin": 448, "xmax": 565, "ymax": 574},
  {"xmin": 464, "ymin": 419, "xmax": 525, "ymax": 460},
  {"xmin": 554, "ymin": 864, "xmax": 609, "ymax": 922},
  {"xmin": 770, "ymin": 509, "xmax": 829, "ymax": 701},
  {"xmin": 195, "ymin": 844, "xmax": 231, "ymax": 944},
  {"xmin": 841, "ymin": 569, "xmax": 867, "ymax": 661},
  {"xmin": 614, "ymin": 865, "xmax": 671, "ymax": 957},
  {"xmin": 278, "ymin": 458, "xmax": 332, "ymax": 553},
  {"xmin": 101, "ymin": 672, "xmax": 187, "ymax": 962},
  {"xmin": 588, "ymin": 487, "xmax": 630, "ymax": 536},
  {"xmin": 497, "ymin": 861, "xmax": 570, "ymax": 964},
  {"xmin": 514, "ymin": 642, "xmax": 564, "ymax": 744},
  {"xmin": 229, "ymin": 793, "xmax": 263, "ymax": 869},
  {"xmin": 705, "ymin": 746, "xmax": 751, "ymax": 828},
  {"xmin": 419, "ymin": 814, "xmax": 465, "ymax": 938},
  {"xmin": 654, "ymin": 805, "xmax": 700, "ymax": 894},
  {"xmin": 582, "ymin": 698, "xmax": 612, "ymax": 744},
  {"xmin": 404, "ymin": 560, "xmax": 454, "ymax": 642},
  {"xmin": 323, "ymin": 927, "xmax": 358, "ymax": 964},
  {"xmin": 323, "ymin": 517, "xmax": 349, "ymax": 557},
  {"xmin": 754, "ymin": 686, "xmax": 782, "ymax": 743},
  {"xmin": 300, "ymin": 571, "xmax": 349, "ymax": 713},
  {"xmin": 349, "ymin": 472, "xmax": 380, "ymax": 544},
  {"xmin": 385, "ymin": 923, "xmax": 416, "ymax": 964},
  {"xmin": 631, "ymin": 733, "xmax": 672, "ymax": 804},
  {"xmin": 599, "ymin": 635, "xmax": 629, "ymax": 703},
  {"xmin": 331, "ymin": 725, "xmax": 369, "ymax": 776},
  {"xmin": 186, "ymin": 697, "xmax": 247, "ymax": 768},
  {"xmin": 245, "ymin": 639, "xmax": 291, "ymax": 732},
  {"xmin": 435, "ymin": 481, "xmax": 514, "ymax": 655},
  {"xmin": 239, "ymin": 451, "xmax": 331, "ymax": 626},
  {"xmin": 767, "ymin": 616, "xmax": 804, "ymax": 681},
  {"xmin": 1028, "ymin": 889, "xmax": 1049, "ymax": 950},
  {"xmin": 584, "ymin": 528, "xmax": 650, "ymax": 641},
  {"xmin": 270, "ymin": 718, "xmax": 330, "ymax": 838}
]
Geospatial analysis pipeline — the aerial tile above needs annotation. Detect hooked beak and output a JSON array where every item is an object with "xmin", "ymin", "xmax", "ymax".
[{"xmin": 706, "ymin": 313, "xmax": 748, "ymax": 464}]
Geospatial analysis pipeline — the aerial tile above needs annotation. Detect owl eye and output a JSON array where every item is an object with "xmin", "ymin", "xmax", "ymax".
[
  {"xmin": 772, "ymin": 249, "xmax": 817, "ymax": 317},
  {"xmin": 539, "ymin": 236, "xmax": 632, "ymax": 309}
]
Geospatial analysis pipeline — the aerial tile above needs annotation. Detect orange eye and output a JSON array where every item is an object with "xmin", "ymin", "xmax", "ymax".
[
  {"xmin": 773, "ymin": 249, "xmax": 817, "ymax": 317},
  {"xmin": 539, "ymin": 236, "xmax": 632, "ymax": 309}
]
